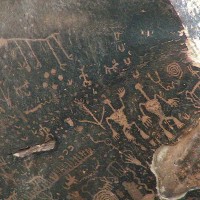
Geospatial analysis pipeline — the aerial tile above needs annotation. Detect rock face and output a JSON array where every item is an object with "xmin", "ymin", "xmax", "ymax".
[
  {"xmin": 170, "ymin": 0, "xmax": 200, "ymax": 68},
  {"xmin": 151, "ymin": 120, "xmax": 200, "ymax": 199},
  {"xmin": 0, "ymin": 0, "xmax": 199, "ymax": 199}
]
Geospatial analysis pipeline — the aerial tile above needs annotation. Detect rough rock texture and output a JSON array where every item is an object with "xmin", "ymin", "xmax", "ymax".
[
  {"xmin": 0, "ymin": 0, "xmax": 199, "ymax": 199},
  {"xmin": 151, "ymin": 120, "xmax": 200, "ymax": 199},
  {"xmin": 170, "ymin": 0, "xmax": 200, "ymax": 68}
]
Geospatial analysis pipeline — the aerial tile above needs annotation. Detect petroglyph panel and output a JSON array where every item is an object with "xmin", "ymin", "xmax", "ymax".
[{"xmin": 0, "ymin": 0, "xmax": 199, "ymax": 199}]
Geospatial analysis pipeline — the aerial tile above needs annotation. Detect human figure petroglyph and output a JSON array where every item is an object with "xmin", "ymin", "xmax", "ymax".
[
  {"xmin": 79, "ymin": 66, "xmax": 92, "ymax": 87},
  {"xmin": 64, "ymin": 174, "xmax": 78, "ymax": 189},
  {"xmin": 135, "ymin": 83, "xmax": 184, "ymax": 139},
  {"xmin": 104, "ymin": 87, "xmax": 149, "ymax": 142},
  {"xmin": 104, "ymin": 59, "xmax": 119, "ymax": 74},
  {"xmin": 14, "ymin": 80, "xmax": 31, "ymax": 97}
]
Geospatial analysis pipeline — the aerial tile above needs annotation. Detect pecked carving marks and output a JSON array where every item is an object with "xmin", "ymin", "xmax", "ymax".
[{"xmin": 151, "ymin": 120, "xmax": 200, "ymax": 199}]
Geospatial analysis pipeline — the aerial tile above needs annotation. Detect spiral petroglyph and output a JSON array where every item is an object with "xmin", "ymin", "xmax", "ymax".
[
  {"xmin": 93, "ymin": 190, "xmax": 119, "ymax": 200},
  {"xmin": 166, "ymin": 62, "xmax": 183, "ymax": 79}
]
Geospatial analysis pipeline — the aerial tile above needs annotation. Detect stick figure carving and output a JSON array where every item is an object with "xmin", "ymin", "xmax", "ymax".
[
  {"xmin": 103, "ymin": 88, "xmax": 149, "ymax": 142},
  {"xmin": 79, "ymin": 66, "xmax": 92, "ymax": 87},
  {"xmin": 135, "ymin": 83, "xmax": 184, "ymax": 140}
]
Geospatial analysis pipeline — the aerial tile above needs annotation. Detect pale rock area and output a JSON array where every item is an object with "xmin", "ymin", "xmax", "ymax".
[
  {"xmin": 151, "ymin": 120, "xmax": 200, "ymax": 199},
  {"xmin": 170, "ymin": 0, "xmax": 200, "ymax": 68}
]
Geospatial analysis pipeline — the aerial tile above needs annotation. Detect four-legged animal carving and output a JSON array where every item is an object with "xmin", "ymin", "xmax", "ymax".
[
  {"xmin": 103, "ymin": 88, "xmax": 149, "ymax": 142},
  {"xmin": 135, "ymin": 83, "xmax": 184, "ymax": 139}
]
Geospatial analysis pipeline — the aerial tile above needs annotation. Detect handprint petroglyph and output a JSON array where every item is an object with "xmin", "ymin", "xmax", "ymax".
[
  {"xmin": 135, "ymin": 83, "xmax": 184, "ymax": 140},
  {"xmin": 104, "ymin": 87, "xmax": 149, "ymax": 143}
]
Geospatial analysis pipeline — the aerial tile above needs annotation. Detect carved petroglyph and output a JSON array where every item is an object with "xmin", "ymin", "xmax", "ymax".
[
  {"xmin": 24, "ymin": 100, "xmax": 52, "ymax": 115},
  {"xmin": 122, "ymin": 181, "xmax": 143, "ymax": 200},
  {"xmin": 187, "ymin": 65, "xmax": 200, "ymax": 79},
  {"xmin": 93, "ymin": 189, "xmax": 119, "ymax": 200},
  {"xmin": 166, "ymin": 62, "xmax": 183, "ymax": 79},
  {"xmin": 186, "ymin": 80, "xmax": 200, "ymax": 113},
  {"xmin": 104, "ymin": 59, "xmax": 119, "ymax": 74},
  {"xmin": 104, "ymin": 87, "xmax": 149, "ymax": 142},
  {"xmin": 22, "ymin": 175, "xmax": 52, "ymax": 200},
  {"xmin": 117, "ymin": 43, "xmax": 125, "ymax": 52},
  {"xmin": 14, "ymin": 41, "xmax": 32, "ymax": 72},
  {"xmin": 79, "ymin": 66, "xmax": 92, "ymax": 87},
  {"xmin": 135, "ymin": 83, "xmax": 184, "ymax": 139},
  {"xmin": 2, "ymin": 33, "xmax": 73, "ymax": 71},
  {"xmin": 0, "ymin": 167, "xmax": 17, "ymax": 185},
  {"xmin": 50, "ymin": 148, "xmax": 94, "ymax": 180},
  {"xmin": 14, "ymin": 80, "xmax": 31, "ymax": 97},
  {"xmin": 106, "ymin": 161, "xmax": 125, "ymax": 177},
  {"xmin": 74, "ymin": 99, "xmax": 105, "ymax": 130},
  {"xmin": 123, "ymin": 57, "xmax": 131, "ymax": 66},
  {"xmin": 64, "ymin": 117, "xmax": 74, "ymax": 127},
  {"xmin": 64, "ymin": 174, "xmax": 78, "ymax": 189},
  {"xmin": 124, "ymin": 151, "xmax": 145, "ymax": 167},
  {"xmin": 114, "ymin": 32, "xmax": 122, "ymax": 41},
  {"xmin": 62, "ymin": 145, "xmax": 74, "ymax": 156},
  {"xmin": 5, "ymin": 190, "xmax": 18, "ymax": 200},
  {"xmin": 132, "ymin": 70, "xmax": 140, "ymax": 79},
  {"xmin": 17, "ymin": 148, "xmax": 93, "ymax": 199},
  {"xmin": 0, "ymin": 1, "xmax": 199, "ymax": 199},
  {"xmin": 147, "ymin": 71, "xmax": 178, "ymax": 91}
]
